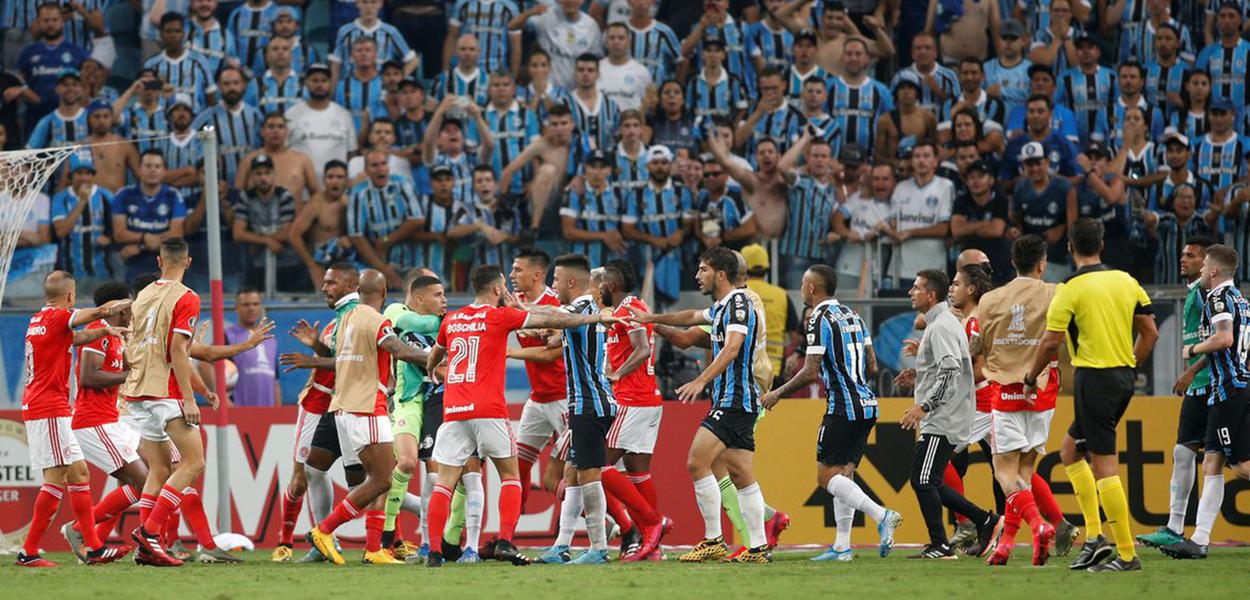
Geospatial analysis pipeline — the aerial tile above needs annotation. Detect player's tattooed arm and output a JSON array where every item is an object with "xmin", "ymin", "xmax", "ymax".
[
  {"xmin": 762, "ymin": 353, "xmax": 821, "ymax": 409},
  {"xmin": 523, "ymin": 306, "xmax": 625, "ymax": 330},
  {"xmin": 279, "ymin": 353, "xmax": 335, "ymax": 372},
  {"xmin": 1188, "ymin": 318, "xmax": 1232, "ymax": 358},
  {"xmin": 190, "ymin": 318, "xmax": 277, "ymax": 361},
  {"xmin": 653, "ymin": 324, "xmax": 712, "ymax": 349},
  {"xmin": 608, "ymin": 328, "xmax": 652, "ymax": 382},
  {"xmin": 381, "ymin": 335, "xmax": 432, "ymax": 366}
]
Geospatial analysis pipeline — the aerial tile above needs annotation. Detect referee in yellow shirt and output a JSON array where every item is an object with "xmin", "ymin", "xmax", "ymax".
[{"xmin": 1022, "ymin": 219, "xmax": 1159, "ymax": 572}]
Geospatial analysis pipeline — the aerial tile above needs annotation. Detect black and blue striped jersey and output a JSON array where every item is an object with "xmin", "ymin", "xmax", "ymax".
[
  {"xmin": 562, "ymin": 294, "xmax": 617, "ymax": 418},
  {"xmin": 1201, "ymin": 281, "xmax": 1250, "ymax": 401},
  {"xmin": 560, "ymin": 184, "xmax": 624, "ymax": 267},
  {"xmin": 807, "ymin": 299, "xmax": 878, "ymax": 420},
  {"xmin": 448, "ymin": 0, "xmax": 521, "ymax": 73},
  {"xmin": 626, "ymin": 20, "xmax": 682, "ymax": 83},
  {"xmin": 563, "ymin": 93, "xmax": 621, "ymax": 151},
  {"xmin": 702, "ymin": 289, "xmax": 761, "ymax": 413}
]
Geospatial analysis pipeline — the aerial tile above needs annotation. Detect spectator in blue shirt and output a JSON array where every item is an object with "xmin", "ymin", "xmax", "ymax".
[
  {"xmin": 1000, "ymin": 94, "xmax": 1083, "ymax": 192},
  {"xmin": 18, "ymin": 3, "xmax": 88, "ymax": 130},
  {"xmin": 111, "ymin": 150, "xmax": 188, "ymax": 281}
]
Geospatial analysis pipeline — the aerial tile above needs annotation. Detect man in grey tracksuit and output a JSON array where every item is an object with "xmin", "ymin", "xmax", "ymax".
[{"xmin": 896, "ymin": 269, "xmax": 1003, "ymax": 559}]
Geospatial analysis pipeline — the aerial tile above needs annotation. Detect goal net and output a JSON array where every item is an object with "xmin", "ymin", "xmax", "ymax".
[{"xmin": 0, "ymin": 146, "xmax": 79, "ymax": 305}]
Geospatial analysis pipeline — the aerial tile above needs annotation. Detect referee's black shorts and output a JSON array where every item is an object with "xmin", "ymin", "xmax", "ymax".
[{"xmin": 1068, "ymin": 367, "xmax": 1135, "ymax": 455}]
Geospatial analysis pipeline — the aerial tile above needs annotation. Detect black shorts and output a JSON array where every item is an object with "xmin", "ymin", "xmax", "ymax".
[
  {"xmin": 1206, "ymin": 386, "xmax": 1250, "ymax": 465},
  {"xmin": 1178, "ymin": 389, "xmax": 1211, "ymax": 447},
  {"xmin": 700, "ymin": 407, "xmax": 757, "ymax": 452},
  {"xmin": 1068, "ymin": 367, "xmax": 1135, "ymax": 455},
  {"xmin": 419, "ymin": 390, "xmax": 444, "ymax": 461},
  {"xmin": 311, "ymin": 410, "xmax": 342, "ymax": 457},
  {"xmin": 569, "ymin": 414, "xmax": 615, "ymax": 469},
  {"xmin": 817, "ymin": 414, "xmax": 876, "ymax": 466}
]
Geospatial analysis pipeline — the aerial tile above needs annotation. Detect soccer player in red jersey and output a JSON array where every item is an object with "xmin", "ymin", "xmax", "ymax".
[
  {"xmin": 17, "ymin": 271, "xmax": 133, "ymax": 567},
  {"xmin": 508, "ymin": 247, "xmax": 569, "ymax": 508},
  {"xmin": 283, "ymin": 268, "xmax": 433, "ymax": 565},
  {"xmin": 599, "ymin": 260, "xmax": 673, "ymax": 561},
  {"xmin": 422, "ymin": 264, "xmax": 622, "ymax": 567}
]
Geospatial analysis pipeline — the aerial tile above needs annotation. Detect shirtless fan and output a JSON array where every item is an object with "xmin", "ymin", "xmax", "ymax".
[{"xmin": 0, "ymin": 146, "xmax": 79, "ymax": 305}]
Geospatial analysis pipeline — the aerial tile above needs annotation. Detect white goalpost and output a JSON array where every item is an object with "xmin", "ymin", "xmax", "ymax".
[{"xmin": 0, "ymin": 146, "xmax": 81, "ymax": 306}]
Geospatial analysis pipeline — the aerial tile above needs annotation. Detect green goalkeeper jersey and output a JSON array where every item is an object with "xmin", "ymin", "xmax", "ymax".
[
  {"xmin": 1183, "ymin": 280, "xmax": 1211, "ymax": 393},
  {"xmin": 383, "ymin": 303, "xmax": 441, "ymax": 404}
]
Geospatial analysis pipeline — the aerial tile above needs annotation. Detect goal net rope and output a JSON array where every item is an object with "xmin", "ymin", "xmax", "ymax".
[{"xmin": 0, "ymin": 146, "xmax": 80, "ymax": 305}]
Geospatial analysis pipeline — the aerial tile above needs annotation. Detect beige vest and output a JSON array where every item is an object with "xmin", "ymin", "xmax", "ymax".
[
  {"xmin": 743, "ymin": 287, "xmax": 774, "ymax": 391},
  {"xmin": 976, "ymin": 277, "xmax": 1056, "ymax": 386},
  {"xmin": 122, "ymin": 280, "xmax": 192, "ymax": 399},
  {"xmin": 328, "ymin": 304, "xmax": 390, "ymax": 414}
]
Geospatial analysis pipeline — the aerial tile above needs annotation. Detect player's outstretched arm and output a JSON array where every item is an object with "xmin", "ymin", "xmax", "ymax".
[
  {"xmin": 381, "ymin": 336, "xmax": 432, "ymax": 366},
  {"xmin": 763, "ymin": 353, "xmax": 821, "ymax": 408},
  {"xmin": 654, "ymin": 324, "xmax": 712, "ymax": 349},
  {"xmin": 289, "ymin": 319, "xmax": 333, "ymax": 357},
  {"xmin": 70, "ymin": 298, "xmax": 133, "ymax": 328},
  {"xmin": 508, "ymin": 345, "xmax": 564, "ymax": 363},
  {"xmin": 676, "ymin": 330, "xmax": 745, "ymax": 403},
  {"xmin": 72, "ymin": 324, "xmax": 128, "ymax": 347},
  {"xmin": 279, "ymin": 353, "xmax": 335, "ymax": 373},
  {"xmin": 191, "ymin": 318, "xmax": 276, "ymax": 361},
  {"xmin": 628, "ymin": 307, "xmax": 708, "ymax": 327},
  {"xmin": 524, "ymin": 307, "xmax": 624, "ymax": 330}
]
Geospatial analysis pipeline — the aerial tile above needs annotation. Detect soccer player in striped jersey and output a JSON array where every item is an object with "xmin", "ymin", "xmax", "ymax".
[
  {"xmin": 787, "ymin": 30, "xmax": 829, "ymax": 110},
  {"xmin": 686, "ymin": 35, "xmax": 749, "ymax": 123},
  {"xmin": 431, "ymin": 35, "xmax": 491, "ymax": 108},
  {"xmin": 244, "ymin": 36, "xmax": 302, "ymax": 116},
  {"xmin": 192, "ymin": 66, "xmax": 263, "ymax": 190},
  {"xmin": 346, "ymin": 150, "xmax": 425, "ymax": 288},
  {"xmin": 188, "ymin": 0, "xmax": 237, "ymax": 76},
  {"xmin": 564, "ymin": 53, "xmax": 621, "ymax": 151},
  {"xmin": 335, "ymin": 37, "xmax": 388, "ymax": 133},
  {"xmin": 561, "ymin": 150, "xmax": 626, "ymax": 266},
  {"xmin": 330, "ymin": 0, "xmax": 417, "ymax": 83},
  {"xmin": 828, "ymin": 38, "xmax": 892, "ymax": 152},
  {"xmin": 26, "ymin": 70, "xmax": 88, "ymax": 150},
  {"xmin": 1192, "ymin": 99, "xmax": 1249, "ymax": 192},
  {"xmin": 51, "ymin": 156, "xmax": 113, "ymax": 286},
  {"xmin": 1145, "ymin": 23, "xmax": 1191, "ymax": 115},
  {"xmin": 145, "ymin": 13, "xmax": 215, "ymax": 112},
  {"xmin": 624, "ymin": 0, "xmax": 681, "ymax": 83},
  {"xmin": 763, "ymin": 264, "xmax": 902, "ymax": 562},
  {"xmin": 1196, "ymin": 4, "xmax": 1250, "ymax": 111},
  {"xmin": 736, "ymin": 67, "xmax": 803, "ymax": 162},
  {"xmin": 747, "ymin": 0, "xmax": 795, "ymax": 76},
  {"xmin": 228, "ymin": 0, "xmax": 299, "ymax": 80},
  {"xmin": 1169, "ymin": 244, "xmax": 1250, "ymax": 559},
  {"xmin": 446, "ymin": 0, "xmax": 522, "ymax": 75},
  {"xmin": 630, "ymin": 247, "xmax": 772, "ymax": 563}
]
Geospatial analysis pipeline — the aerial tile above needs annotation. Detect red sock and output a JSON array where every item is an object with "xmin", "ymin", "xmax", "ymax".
[
  {"xmin": 318, "ymin": 497, "xmax": 362, "ymax": 535},
  {"xmin": 23, "ymin": 484, "xmax": 64, "ymax": 556},
  {"xmin": 1030, "ymin": 473, "xmax": 1064, "ymax": 525},
  {"xmin": 604, "ymin": 490, "xmax": 634, "ymax": 533},
  {"xmin": 280, "ymin": 489, "xmax": 303, "ymax": 546},
  {"xmin": 426, "ymin": 485, "xmax": 452, "ymax": 550},
  {"xmin": 498, "ymin": 479, "xmax": 522, "ymax": 541},
  {"xmin": 143, "ymin": 485, "xmax": 181, "ymax": 534},
  {"xmin": 138, "ymin": 492, "xmax": 157, "ymax": 525},
  {"xmin": 602, "ymin": 468, "xmax": 658, "ymax": 527},
  {"xmin": 627, "ymin": 471, "xmax": 658, "ymax": 510},
  {"xmin": 943, "ymin": 463, "xmax": 968, "ymax": 523},
  {"xmin": 1000, "ymin": 494, "xmax": 1022, "ymax": 546},
  {"xmin": 180, "ymin": 487, "xmax": 217, "ymax": 550},
  {"xmin": 517, "ymin": 444, "xmax": 539, "ymax": 510},
  {"xmin": 67, "ymin": 483, "xmax": 104, "ymax": 550},
  {"xmin": 91, "ymin": 485, "xmax": 138, "ymax": 525},
  {"xmin": 163, "ymin": 507, "xmax": 180, "ymax": 546},
  {"xmin": 1010, "ymin": 489, "xmax": 1043, "ymax": 529},
  {"xmin": 364, "ymin": 510, "xmax": 385, "ymax": 552},
  {"xmin": 94, "ymin": 513, "xmax": 123, "ymax": 544}
]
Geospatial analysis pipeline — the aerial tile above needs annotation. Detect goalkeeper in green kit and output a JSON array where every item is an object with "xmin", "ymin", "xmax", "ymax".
[{"xmin": 381, "ymin": 273, "xmax": 447, "ymax": 558}]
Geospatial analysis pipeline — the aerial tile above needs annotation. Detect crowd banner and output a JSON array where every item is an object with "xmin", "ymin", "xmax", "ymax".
[{"xmin": 3, "ymin": 398, "xmax": 1248, "ymax": 550}]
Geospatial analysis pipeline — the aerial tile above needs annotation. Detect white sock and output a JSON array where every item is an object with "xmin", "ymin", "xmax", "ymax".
[
  {"xmin": 462, "ymin": 472, "xmax": 484, "ymax": 551},
  {"xmin": 1192, "ymin": 474, "xmax": 1224, "ymax": 546},
  {"xmin": 582, "ymin": 481, "xmax": 608, "ymax": 551},
  {"xmin": 693, "ymin": 475, "xmax": 723, "ymax": 540},
  {"xmin": 833, "ymin": 498, "xmax": 855, "ymax": 551},
  {"xmin": 304, "ymin": 466, "xmax": 333, "ymax": 524},
  {"xmin": 737, "ymin": 483, "xmax": 768, "ymax": 550},
  {"xmin": 1167, "ymin": 445, "xmax": 1198, "ymax": 534},
  {"xmin": 420, "ymin": 472, "xmax": 435, "ymax": 546},
  {"xmin": 555, "ymin": 486, "xmax": 583, "ymax": 547},
  {"xmin": 402, "ymin": 492, "xmax": 422, "ymax": 516},
  {"xmin": 827, "ymin": 473, "xmax": 887, "ymax": 523}
]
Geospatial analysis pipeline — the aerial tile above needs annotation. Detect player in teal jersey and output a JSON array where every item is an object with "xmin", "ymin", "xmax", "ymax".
[
  {"xmin": 381, "ymin": 272, "xmax": 446, "ymax": 558},
  {"xmin": 1138, "ymin": 236, "xmax": 1215, "ymax": 551}
]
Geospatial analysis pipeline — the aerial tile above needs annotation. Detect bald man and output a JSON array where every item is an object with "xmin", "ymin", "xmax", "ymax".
[{"xmin": 956, "ymin": 249, "xmax": 991, "ymax": 272}]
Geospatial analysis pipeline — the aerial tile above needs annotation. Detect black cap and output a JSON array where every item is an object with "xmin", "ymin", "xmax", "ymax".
[
  {"xmin": 1000, "ymin": 19, "xmax": 1025, "ymax": 39},
  {"xmin": 251, "ymin": 153, "xmax": 275, "ymax": 170},
  {"xmin": 824, "ymin": 0, "xmax": 846, "ymax": 12},
  {"xmin": 1085, "ymin": 142, "xmax": 1111, "ymax": 159},
  {"xmin": 398, "ymin": 77, "xmax": 421, "ymax": 90},
  {"xmin": 1027, "ymin": 63, "xmax": 1054, "ymax": 79},
  {"xmin": 839, "ymin": 143, "xmax": 866, "ymax": 165},
  {"xmin": 795, "ymin": 29, "xmax": 818, "ymax": 44},
  {"xmin": 703, "ymin": 32, "xmax": 727, "ymax": 50},
  {"xmin": 430, "ymin": 165, "xmax": 454, "ymax": 178},
  {"xmin": 305, "ymin": 62, "xmax": 332, "ymax": 77},
  {"xmin": 381, "ymin": 59, "xmax": 404, "ymax": 72},
  {"xmin": 1073, "ymin": 29, "xmax": 1097, "ymax": 45},
  {"xmin": 894, "ymin": 74, "xmax": 922, "ymax": 92},
  {"xmin": 965, "ymin": 160, "xmax": 994, "ymax": 176},
  {"xmin": 587, "ymin": 149, "xmax": 613, "ymax": 166}
]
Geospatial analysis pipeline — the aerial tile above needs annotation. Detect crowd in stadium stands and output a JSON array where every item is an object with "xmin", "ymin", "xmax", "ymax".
[{"xmin": 5, "ymin": 0, "xmax": 1250, "ymax": 302}]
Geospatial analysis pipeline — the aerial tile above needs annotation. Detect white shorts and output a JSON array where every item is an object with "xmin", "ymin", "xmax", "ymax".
[
  {"xmin": 126, "ymin": 399, "xmax": 193, "ymax": 442},
  {"xmin": 25, "ymin": 416, "xmax": 84, "ymax": 471},
  {"xmin": 991, "ymin": 409, "xmax": 1055, "ymax": 455},
  {"xmin": 118, "ymin": 414, "xmax": 182, "ymax": 463},
  {"xmin": 433, "ymin": 418, "xmax": 516, "ymax": 467},
  {"xmin": 293, "ymin": 407, "xmax": 323, "ymax": 464},
  {"xmin": 954, "ymin": 411, "xmax": 993, "ymax": 453},
  {"xmin": 335, "ymin": 411, "xmax": 394, "ymax": 467},
  {"xmin": 607, "ymin": 405, "xmax": 663, "ymax": 454},
  {"xmin": 74, "ymin": 422, "xmax": 141, "ymax": 473},
  {"xmin": 554, "ymin": 428, "xmax": 572, "ymax": 462},
  {"xmin": 516, "ymin": 399, "xmax": 569, "ymax": 453}
]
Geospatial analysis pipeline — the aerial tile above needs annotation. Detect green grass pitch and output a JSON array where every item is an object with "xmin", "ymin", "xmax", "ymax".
[{"xmin": 5, "ymin": 547, "xmax": 1247, "ymax": 599}]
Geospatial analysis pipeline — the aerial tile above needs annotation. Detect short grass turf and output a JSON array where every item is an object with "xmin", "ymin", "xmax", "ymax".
[{"xmin": 6, "ymin": 547, "xmax": 1247, "ymax": 600}]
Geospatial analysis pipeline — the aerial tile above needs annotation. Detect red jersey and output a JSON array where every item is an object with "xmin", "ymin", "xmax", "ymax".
[
  {"xmin": 607, "ymin": 296, "xmax": 660, "ymax": 407},
  {"xmin": 297, "ymin": 322, "xmax": 336, "ymax": 414},
  {"xmin": 965, "ymin": 316, "xmax": 993, "ymax": 413},
  {"xmin": 991, "ymin": 366, "xmax": 1060, "ymax": 413},
  {"xmin": 21, "ymin": 306, "xmax": 78, "ymax": 420},
  {"xmin": 72, "ymin": 320, "xmax": 125, "ymax": 429},
  {"xmin": 127, "ymin": 285, "xmax": 200, "ymax": 401},
  {"xmin": 516, "ymin": 287, "xmax": 566, "ymax": 403},
  {"xmin": 438, "ymin": 304, "xmax": 529, "ymax": 421}
]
